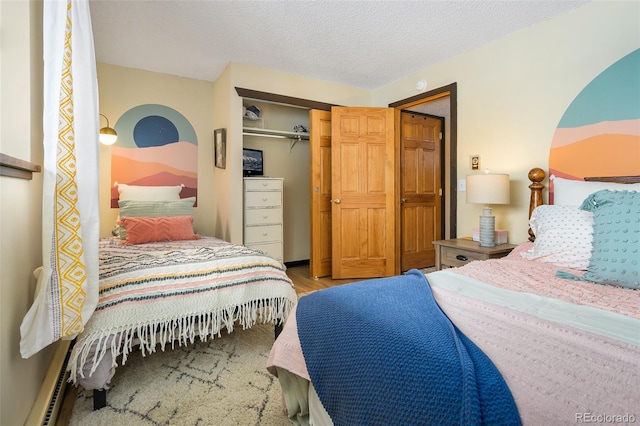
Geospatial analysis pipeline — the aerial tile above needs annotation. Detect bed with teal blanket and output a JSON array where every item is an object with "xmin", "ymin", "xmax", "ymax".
[{"xmin": 296, "ymin": 270, "xmax": 521, "ymax": 425}]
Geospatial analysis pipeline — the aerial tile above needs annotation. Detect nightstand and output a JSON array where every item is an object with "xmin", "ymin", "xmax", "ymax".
[{"xmin": 432, "ymin": 238, "xmax": 517, "ymax": 270}]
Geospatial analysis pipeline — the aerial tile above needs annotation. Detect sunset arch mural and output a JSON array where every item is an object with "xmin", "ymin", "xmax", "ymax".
[
  {"xmin": 110, "ymin": 104, "xmax": 198, "ymax": 207},
  {"xmin": 549, "ymin": 49, "xmax": 640, "ymax": 185}
]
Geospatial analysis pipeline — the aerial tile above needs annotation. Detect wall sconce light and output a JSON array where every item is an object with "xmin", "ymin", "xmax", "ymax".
[
  {"xmin": 99, "ymin": 113, "xmax": 118, "ymax": 145},
  {"xmin": 466, "ymin": 171, "xmax": 510, "ymax": 247}
]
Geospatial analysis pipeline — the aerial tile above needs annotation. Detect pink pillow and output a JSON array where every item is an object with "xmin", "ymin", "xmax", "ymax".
[{"xmin": 119, "ymin": 216, "xmax": 199, "ymax": 245}]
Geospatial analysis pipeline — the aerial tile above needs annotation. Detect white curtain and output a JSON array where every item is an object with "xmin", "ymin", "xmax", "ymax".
[{"xmin": 20, "ymin": 0, "xmax": 100, "ymax": 358}]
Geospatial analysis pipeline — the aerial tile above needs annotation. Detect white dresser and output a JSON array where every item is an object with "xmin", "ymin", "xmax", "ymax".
[{"xmin": 243, "ymin": 177, "xmax": 284, "ymax": 263}]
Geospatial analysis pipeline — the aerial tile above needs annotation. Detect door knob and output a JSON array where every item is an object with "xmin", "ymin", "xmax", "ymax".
[
  {"xmin": 330, "ymin": 199, "xmax": 341, "ymax": 204},
  {"xmin": 401, "ymin": 198, "xmax": 407, "ymax": 203}
]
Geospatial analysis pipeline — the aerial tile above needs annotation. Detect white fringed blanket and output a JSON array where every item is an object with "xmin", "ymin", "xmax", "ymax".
[{"xmin": 69, "ymin": 236, "xmax": 297, "ymax": 389}]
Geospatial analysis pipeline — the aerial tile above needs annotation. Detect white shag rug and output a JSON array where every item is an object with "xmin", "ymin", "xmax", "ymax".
[{"xmin": 69, "ymin": 324, "xmax": 290, "ymax": 426}]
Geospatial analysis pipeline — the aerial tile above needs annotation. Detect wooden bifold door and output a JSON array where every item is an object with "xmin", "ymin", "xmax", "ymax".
[{"xmin": 310, "ymin": 107, "xmax": 441, "ymax": 279}]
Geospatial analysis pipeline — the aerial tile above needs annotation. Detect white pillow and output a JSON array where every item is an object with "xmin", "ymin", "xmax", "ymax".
[
  {"xmin": 521, "ymin": 205, "xmax": 593, "ymax": 270},
  {"xmin": 552, "ymin": 176, "xmax": 640, "ymax": 206},
  {"xmin": 116, "ymin": 183, "xmax": 183, "ymax": 201}
]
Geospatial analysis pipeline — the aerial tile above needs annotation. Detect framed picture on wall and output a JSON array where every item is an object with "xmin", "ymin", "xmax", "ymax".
[{"xmin": 214, "ymin": 128, "xmax": 226, "ymax": 169}]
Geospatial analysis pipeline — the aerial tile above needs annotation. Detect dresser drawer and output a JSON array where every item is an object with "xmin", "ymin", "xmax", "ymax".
[
  {"xmin": 244, "ymin": 207, "xmax": 283, "ymax": 226},
  {"xmin": 441, "ymin": 247, "xmax": 486, "ymax": 267},
  {"xmin": 246, "ymin": 242, "xmax": 283, "ymax": 261},
  {"xmin": 244, "ymin": 179, "xmax": 283, "ymax": 191},
  {"xmin": 244, "ymin": 224, "xmax": 282, "ymax": 244},
  {"xmin": 245, "ymin": 191, "xmax": 282, "ymax": 208}
]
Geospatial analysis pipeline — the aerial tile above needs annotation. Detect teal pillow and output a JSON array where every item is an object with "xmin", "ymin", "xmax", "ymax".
[
  {"xmin": 116, "ymin": 197, "xmax": 196, "ymax": 239},
  {"xmin": 558, "ymin": 190, "xmax": 639, "ymax": 289}
]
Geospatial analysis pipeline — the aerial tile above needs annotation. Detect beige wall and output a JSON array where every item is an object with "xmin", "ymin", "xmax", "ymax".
[
  {"xmin": 96, "ymin": 63, "xmax": 370, "ymax": 248},
  {"xmin": 90, "ymin": 0, "xmax": 640, "ymax": 247},
  {"xmin": 210, "ymin": 66, "xmax": 235, "ymax": 241},
  {"xmin": 96, "ymin": 64, "xmax": 216, "ymax": 238},
  {"xmin": 0, "ymin": 1, "xmax": 57, "ymax": 425},
  {"xmin": 372, "ymin": 1, "xmax": 640, "ymax": 243}
]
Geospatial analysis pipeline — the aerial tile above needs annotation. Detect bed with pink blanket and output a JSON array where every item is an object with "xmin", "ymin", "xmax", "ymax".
[{"xmin": 267, "ymin": 171, "xmax": 640, "ymax": 425}]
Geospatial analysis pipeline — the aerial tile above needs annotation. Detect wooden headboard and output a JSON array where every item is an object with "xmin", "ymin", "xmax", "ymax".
[
  {"xmin": 583, "ymin": 176, "xmax": 640, "ymax": 183},
  {"xmin": 526, "ymin": 168, "xmax": 640, "ymax": 242}
]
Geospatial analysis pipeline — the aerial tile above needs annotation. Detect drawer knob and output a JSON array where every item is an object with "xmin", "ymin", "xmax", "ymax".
[
  {"xmin": 262, "ymin": 197, "xmax": 268, "ymax": 201},
  {"xmin": 262, "ymin": 182, "xmax": 268, "ymax": 186},
  {"xmin": 262, "ymin": 215, "xmax": 268, "ymax": 219},
  {"xmin": 456, "ymin": 254, "xmax": 468, "ymax": 262},
  {"xmin": 262, "ymin": 232, "xmax": 268, "ymax": 236}
]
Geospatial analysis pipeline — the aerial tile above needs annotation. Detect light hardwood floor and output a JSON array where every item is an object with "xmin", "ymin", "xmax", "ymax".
[
  {"xmin": 286, "ymin": 262, "xmax": 364, "ymax": 295},
  {"xmin": 54, "ymin": 263, "xmax": 358, "ymax": 425}
]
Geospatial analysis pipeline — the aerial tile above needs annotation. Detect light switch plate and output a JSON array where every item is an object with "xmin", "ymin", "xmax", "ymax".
[{"xmin": 457, "ymin": 179, "xmax": 466, "ymax": 192}]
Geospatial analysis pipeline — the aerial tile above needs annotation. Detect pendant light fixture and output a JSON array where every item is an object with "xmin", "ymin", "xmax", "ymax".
[{"xmin": 99, "ymin": 113, "xmax": 118, "ymax": 145}]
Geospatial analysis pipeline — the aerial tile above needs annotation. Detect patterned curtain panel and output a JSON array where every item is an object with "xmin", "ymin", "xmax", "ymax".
[{"xmin": 20, "ymin": 0, "xmax": 100, "ymax": 358}]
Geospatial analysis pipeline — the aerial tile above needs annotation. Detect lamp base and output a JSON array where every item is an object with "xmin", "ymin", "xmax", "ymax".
[{"xmin": 478, "ymin": 207, "xmax": 495, "ymax": 247}]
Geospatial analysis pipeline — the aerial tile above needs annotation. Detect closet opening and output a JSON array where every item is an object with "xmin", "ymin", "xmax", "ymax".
[{"xmin": 390, "ymin": 82, "xmax": 458, "ymax": 239}]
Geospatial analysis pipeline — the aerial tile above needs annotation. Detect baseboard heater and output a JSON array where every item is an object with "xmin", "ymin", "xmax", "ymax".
[{"xmin": 24, "ymin": 340, "xmax": 72, "ymax": 426}]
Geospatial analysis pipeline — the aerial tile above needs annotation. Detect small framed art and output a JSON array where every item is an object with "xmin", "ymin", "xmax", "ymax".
[{"xmin": 214, "ymin": 128, "xmax": 226, "ymax": 169}]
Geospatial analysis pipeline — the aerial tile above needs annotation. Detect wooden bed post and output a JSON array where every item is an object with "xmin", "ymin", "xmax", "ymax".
[{"xmin": 527, "ymin": 168, "xmax": 546, "ymax": 242}]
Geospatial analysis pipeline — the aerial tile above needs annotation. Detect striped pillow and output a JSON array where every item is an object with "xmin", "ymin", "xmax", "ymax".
[{"xmin": 116, "ymin": 197, "xmax": 196, "ymax": 239}]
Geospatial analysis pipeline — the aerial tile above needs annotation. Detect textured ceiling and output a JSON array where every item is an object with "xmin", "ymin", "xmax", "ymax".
[{"xmin": 89, "ymin": 0, "xmax": 589, "ymax": 90}]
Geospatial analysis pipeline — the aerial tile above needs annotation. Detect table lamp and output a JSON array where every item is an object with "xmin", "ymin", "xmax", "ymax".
[{"xmin": 466, "ymin": 172, "xmax": 510, "ymax": 247}]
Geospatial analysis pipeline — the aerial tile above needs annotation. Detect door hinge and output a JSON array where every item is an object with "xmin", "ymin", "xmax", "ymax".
[
  {"xmin": 439, "ymin": 188, "xmax": 443, "ymax": 196},
  {"xmin": 439, "ymin": 132, "xmax": 443, "ymax": 140}
]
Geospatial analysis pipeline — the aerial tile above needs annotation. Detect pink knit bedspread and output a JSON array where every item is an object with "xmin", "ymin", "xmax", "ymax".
[
  {"xmin": 267, "ymin": 245, "xmax": 640, "ymax": 425},
  {"xmin": 452, "ymin": 242, "xmax": 640, "ymax": 320}
]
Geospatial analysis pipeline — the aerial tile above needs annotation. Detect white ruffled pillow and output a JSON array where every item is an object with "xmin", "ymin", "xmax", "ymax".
[{"xmin": 521, "ymin": 205, "xmax": 593, "ymax": 270}]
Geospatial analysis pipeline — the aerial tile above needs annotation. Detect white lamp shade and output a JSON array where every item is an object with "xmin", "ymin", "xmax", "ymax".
[{"xmin": 466, "ymin": 173, "xmax": 510, "ymax": 205}]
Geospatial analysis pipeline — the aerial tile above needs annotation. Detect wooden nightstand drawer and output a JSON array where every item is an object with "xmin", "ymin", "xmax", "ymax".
[
  {"xmin": 441, "ymin": 247, "xmax": 486, "ymax": 267},
  {"xmin": 433, "ymin": 238, "xmax": 517, "ymax": 270}
]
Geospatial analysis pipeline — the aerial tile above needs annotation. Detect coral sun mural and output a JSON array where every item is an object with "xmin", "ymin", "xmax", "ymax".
[
  {"xmin": 549, "ymin": 49, "xmax": 640, "ymax": 202},
  {"xmin": 110, "ymin": 104, "xmax": 198, "ymax": 207}
]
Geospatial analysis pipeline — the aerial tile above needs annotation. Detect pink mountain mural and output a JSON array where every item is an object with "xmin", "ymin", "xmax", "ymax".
[{"xmin": 111, "ymin": 143, "xmax": 198, "ymax": 207}]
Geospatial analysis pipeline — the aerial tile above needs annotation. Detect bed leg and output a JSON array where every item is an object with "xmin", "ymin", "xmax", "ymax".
[
  {"xmin": 93, "ymin": 388, "xmax": 106, "ymax": 410},
  {"xmin": 275, "ymin": 321, "xmax": 283, "ymax": 340}
]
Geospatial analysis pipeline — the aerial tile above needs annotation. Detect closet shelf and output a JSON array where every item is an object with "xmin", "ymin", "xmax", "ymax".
[
  {"xmin": 242, "ymin": 127, "xmax": 309, "ymax": 141},
  {"xmin": 242, "ymin": 127, "xmax": 309, "ymax": 151}
]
